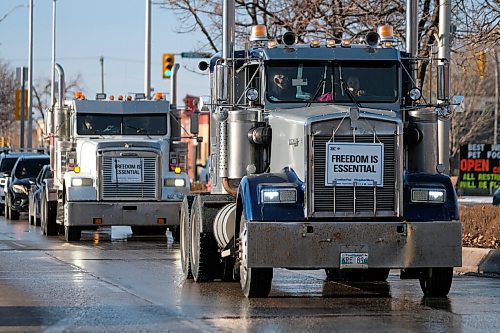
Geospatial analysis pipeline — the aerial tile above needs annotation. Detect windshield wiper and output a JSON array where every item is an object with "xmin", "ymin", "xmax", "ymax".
[
  {"xmin": 306, "ymin": 78, "xmax": 326, "ymax": 107},
  {"xmin": 340, "ymin": 78, "xmax": 362, "ymax": 107},
  {"xmin": 126, "ymin": 124, "xmax": 151, "ymax": 139}
]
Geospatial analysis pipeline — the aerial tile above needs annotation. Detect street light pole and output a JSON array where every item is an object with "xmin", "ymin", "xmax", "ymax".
[
  {"xmin": 27, "ymin": 0, "xmax": 33, "ymax": 150},
  {"xmin": 144, "ymin": 0, "xmax": 151, "ymax": 99}
]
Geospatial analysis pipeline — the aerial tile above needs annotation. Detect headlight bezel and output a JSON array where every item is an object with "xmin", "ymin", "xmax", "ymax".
[
  {"xmin": 259, "ymin": 184, "xmax": 298, "ymax": 204},
  {"xmin": 411, "ymin": 187, "xmax": 446, "ymax": 204},
  {"xmin": 164, "ymin": 178, "xmax": 186, "ymax": 187},
  {"xmin": 12, "ymin": 184, "xmax": 28, "ymax": 194},
  {"xmin": 71, "ymin": 178, "xmax": 94, "ymax": 187}
]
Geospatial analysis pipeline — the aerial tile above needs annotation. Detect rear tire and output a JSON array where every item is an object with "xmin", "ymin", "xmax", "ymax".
[
  {"xmin": 190, "ymin": 196, "xmax": 218, "ymax": 282},
  {"xmin": 180, "ymin": 197, "xmax": 193, "ymax": 279},
  {"xmin": 239, "ymin": 211, "xmax": 273, "ymax": 298},
  {"xmin": 419, "ymin": 267, "xmax": 453, "ymax": 297}
]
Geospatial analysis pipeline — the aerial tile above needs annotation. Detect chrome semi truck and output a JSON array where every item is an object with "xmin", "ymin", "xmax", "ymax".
[
  {"xmin": 41, "ymin": 64, "xmax": 189, "ymax": 242},
  {"xmin": 181, "ymin": 0, "xmax": 462, "ymax": 297}
]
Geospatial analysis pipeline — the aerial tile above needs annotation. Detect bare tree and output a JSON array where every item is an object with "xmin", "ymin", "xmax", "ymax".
[{"xmin": 0, "ymin": 61, "xmax": 16, "ymax": 139}]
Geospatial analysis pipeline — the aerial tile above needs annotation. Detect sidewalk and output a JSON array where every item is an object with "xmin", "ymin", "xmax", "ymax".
[{"xmin": 457, "ymin": 247, "xmax": 500, "ymax": 275}]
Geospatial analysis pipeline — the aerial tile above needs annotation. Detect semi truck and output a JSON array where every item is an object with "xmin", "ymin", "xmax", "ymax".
[
  {"xmin": 181, "ymin": 0, "xmax": 463, "ymax": 297},
  {"xmin": 41, "ymin": 64, "xmax": 189, "ymax": 242}
]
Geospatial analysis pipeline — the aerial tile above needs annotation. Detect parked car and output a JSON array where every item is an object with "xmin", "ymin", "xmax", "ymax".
[
  {"xmin": 28, "ymin": 164, "xmax": 51, "ymax": 226},
  {"xmin": 4, "ymin": 154, "xmax": 50, "ymax": 220},
  {"xmin": 0, "ymin": 152, "xmax": 25, "ymax": 215},
  {"xmin": 493, "ymin": 188, "xmax": 500, "ymax": 206}
]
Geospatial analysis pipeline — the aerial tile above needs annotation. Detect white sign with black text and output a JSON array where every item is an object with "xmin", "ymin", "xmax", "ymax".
[
  {"xmin": 112, "ymin": 158, "xmax": 144, "ymax": 183},
  {"xmin": 325, "ymin": 142, "xmax": 384, "ymax": 187}
]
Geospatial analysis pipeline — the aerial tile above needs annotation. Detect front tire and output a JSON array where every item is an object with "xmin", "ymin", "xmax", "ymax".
[
  {"xmin": 41, "ymin": 195, "xmax": 58, "ymax": 236},
  {"xmin": 64, "ymin": 226, "xmax": 81, "ymax": 242},
  {"xmin": 239, "ymin": 211, "xmax": 273, "ymax": 298},
  {"xmin": 419, "ymin": 267, "xmax": 453, "ymax": 297}
]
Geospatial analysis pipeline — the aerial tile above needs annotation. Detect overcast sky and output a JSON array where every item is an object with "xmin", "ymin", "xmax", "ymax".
[{"xmin": 0, "ymin": 0, "xmax": 210, "ymax": 105}]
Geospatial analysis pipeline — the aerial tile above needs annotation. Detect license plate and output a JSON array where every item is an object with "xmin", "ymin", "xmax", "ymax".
[{"xmin": 340, "ymin": 252, "xmax": 368, "ymax": 268}]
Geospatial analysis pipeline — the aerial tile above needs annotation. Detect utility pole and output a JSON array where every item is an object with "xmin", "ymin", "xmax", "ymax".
[
  {"xmin": 27, "ymin": 0, "xmax": 33, "ymax": 150},
  {"xmin": 495, "ymin": 48, "xmax": 499, "ymax": 145},
  {"xmin": 100, "ymin": 56, "xmax": 104, "ymax": 93},
  {"xmin": 144, "ymin": 0, "xmax": 151, "ymax": 99}
]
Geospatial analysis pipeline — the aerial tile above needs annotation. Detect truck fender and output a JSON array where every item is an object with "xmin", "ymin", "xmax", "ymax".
[
  {"xmin": 237, "ymin": 167, "xmax": 305, "ymax": 222},
  {"xmin": 403, "ymin": 172, "xmax": 459, "ymax": 221}
]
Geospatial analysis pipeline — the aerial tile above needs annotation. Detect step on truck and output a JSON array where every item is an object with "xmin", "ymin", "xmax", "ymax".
[
  {"xmin": 41, "ymin": 64, "xmax": 189, "ymax": 242},
  {"xmin": 180, "ymin": 0, "xmax": 464, "ymax": 297}
]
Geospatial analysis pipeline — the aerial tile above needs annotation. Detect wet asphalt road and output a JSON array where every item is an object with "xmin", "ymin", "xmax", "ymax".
[{"xmin": 0, "ymin": 215, "xmax": 499, "ymax": 333}]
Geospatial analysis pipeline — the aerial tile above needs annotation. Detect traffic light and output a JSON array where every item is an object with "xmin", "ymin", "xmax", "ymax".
[{"xmin": 163, "ymin": 53, "xmax": 175, "ymax": 79}]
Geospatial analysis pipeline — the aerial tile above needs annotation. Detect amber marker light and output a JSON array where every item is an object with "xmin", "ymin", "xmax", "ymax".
[
  {"xmin": 174, "ymin": 166, "xmax": 182, "ymax": 174},
  {"xmin": 74, "ymin": 166, "xmax": 81, "ymax": 173},
  {"xmin": 250, "ymin": 25, "xmax": 268, "ymax": 41},
  {"xmin": 157, "ymin": 218, "xmax": 166, "ymax": 225},
  {"xmin": 155, "ymin": 92, "xmax": 164, "ymax": 100},
  {"xmin": 118, "ymin": 95, "xmax": 124, "ymax": 101},
  {"xmin": 109, "ymin": 95, "xmax": 115, "ymax": 101},
  {"xmin": 378, "ymin": 24, "xmax": 394, "ymax": 41},
  {"xmin": 93, "ymin": 218, "xmax": 103, "ymax": 225}
]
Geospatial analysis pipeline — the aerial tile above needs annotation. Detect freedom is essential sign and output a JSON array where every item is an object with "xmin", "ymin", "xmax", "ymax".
[
  {"xmin": 112, "ymin": 158, "xmax": 144, "ymax": 183},
  {"xmin": 325, "ymin": 142, "xmax": 384, "ymax": 187}
]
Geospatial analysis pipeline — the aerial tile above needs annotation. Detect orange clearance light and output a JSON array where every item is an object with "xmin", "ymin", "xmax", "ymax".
[
  {"xmin": 310, "ymin": 39, "xmax": 321, "ymax": 48},
  {"xmin": 126, "ymin": 95, "xmax": 132, "ymax": 101},
  {"xmin": 157, "ymin": 218, "xmax": 166, "ymax": 225},
  {"xmin": 250, "ymin": 25, "xmax": 268, "ymax": 42},
  {"xmin": 155, "ymin": 92, "xmax": 164, "ymax": 100},
  {"xmin": 75, "ymin": 91, "xmax": 83, "ymax": 99},
  {"xmin": 74, "ymin": 165, "xmax": 81, "ymax": 173},
  {"xmin": 109, "ymin": 95, "xmax": 115, "ymax": 101},
  {"xmin": 326, "ymin": 40, "xmax": 336, "ymax": 48},
  {"xmin": 341, "ymin": 39, "xmax": 352, "ymax": 47},
  {"xmin": 378, "ymin": 24, "xmax": 394, "ymax": 41},
  {"xmin": 174, "ymin": 166, "xmax": 182, "ymax": 174},
  {"xmin": 118, "ymin": 95, "xmax": 124, "ymax": 101},
  {"xmin": 93, "ymin": 218, "xmax": 102, "ymax": 225}
]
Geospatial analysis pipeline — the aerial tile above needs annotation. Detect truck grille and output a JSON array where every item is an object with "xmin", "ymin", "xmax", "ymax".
[
  {"xmin": 311, "ymin": 135, "xmax": 397, "ymax": 217},
  {"xmin": 101, "ymin": 156, "xmax": 157, "ymax": 200}
]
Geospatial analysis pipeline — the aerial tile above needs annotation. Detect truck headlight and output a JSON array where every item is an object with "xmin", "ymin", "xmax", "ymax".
[
  {"xmin": 411, "ymin": 188, "xmax": 446, "ymax": 203},
  {"xmin": 164, "ymin": 178, "xmax": 186, "ymax": 187},
  {"xmin": 71, "ymin": 178, "xmax": 93, "ymax": 187},
  {"xmin": 260, "ymin": 187, "xmax": 297, "ymax": 204},
  {"xmin": 12, "ymin": 184, "xmax": 28, "ymax": 194}
]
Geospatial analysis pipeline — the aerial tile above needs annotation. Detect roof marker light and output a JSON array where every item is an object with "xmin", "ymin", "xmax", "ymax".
[
  {"xmin": 326, "ymin": 40, "xmax": 336, "ymax": 48},
  {"xmin": 109, "ymin": 95, "xmax": 115, "ymax": 101},
  {"xmin": 155, "ymin": 92, "xmax": 164, "ymax": 100},
  {"xmin": 310, "ymin": 39, "xmax": 321, "ymax": 48},
  {"xmin": 341, "ymin": 40, "xmax": 352, "ymax": 48},
  {"xmin": 250, "ymin": 25, "xmax": 268, "ymax": 42},
  {"xmin": 378, "ymin": 24, "xmax": 395, "ymax": 42},
  {"xmin": 118, "ymin": 95, "xmax": 124, "ymax": 101}
]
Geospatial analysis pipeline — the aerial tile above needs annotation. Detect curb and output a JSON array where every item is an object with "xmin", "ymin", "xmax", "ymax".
[{"xmin": 456, "ymin": 247, "xmax": 500, "ymax": 275}]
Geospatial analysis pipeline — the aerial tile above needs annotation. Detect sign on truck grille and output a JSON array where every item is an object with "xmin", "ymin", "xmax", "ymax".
[
  {"xmin": 325, "ymin": 142, "xmax": 384, "ymax": 187},
  {"xmin": 111, "ymin": 158, "xmax": 144, "ymax": 183}
]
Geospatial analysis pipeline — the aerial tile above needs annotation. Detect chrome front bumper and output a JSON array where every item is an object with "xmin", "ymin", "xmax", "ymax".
[
  {"xmin": 65, "ymin": 201, "xmax": 181, "ymax": 227},
  {"xmin": 245, "ymin": 221, "xmax": 462, "ymax": 268}
]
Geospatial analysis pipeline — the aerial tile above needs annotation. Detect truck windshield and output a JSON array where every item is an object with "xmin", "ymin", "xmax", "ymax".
[
  {"xmin": 266, "ymin": 61, "xmax": 398, "ymax": 104},
  {"xmin": 77, "ymin": 114, "xmax": 167, "ymax": 135}
]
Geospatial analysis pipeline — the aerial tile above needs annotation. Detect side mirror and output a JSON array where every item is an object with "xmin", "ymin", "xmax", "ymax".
[{"xmin": 452, "ymin": 96, "xmax": 465, "ymax": 113}]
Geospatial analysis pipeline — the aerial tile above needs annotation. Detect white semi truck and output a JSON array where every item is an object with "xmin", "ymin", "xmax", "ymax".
[{"xmin": 41, "ymin": 64, "xmax": 189, "ymax": 242}]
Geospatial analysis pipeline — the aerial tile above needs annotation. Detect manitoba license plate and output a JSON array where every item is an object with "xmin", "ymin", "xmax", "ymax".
[{"xmin": 340, "ymin": 252, "xmax": 368, "ymax": 269}]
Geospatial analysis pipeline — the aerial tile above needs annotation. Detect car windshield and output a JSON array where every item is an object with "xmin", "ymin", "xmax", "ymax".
[
  {"xmin": 0, "ymin": 157, "xmax": 19, "ymax": 173},
  {"xmin": 266, "ymin": 61, "xmax": 398, "ymax": 104},
  {"xmin": 14, "ymin": 158, "xmax": 50, "ymax": 179},
  {"xmin": 77, "ymin": 114, "xmax": 167, "ymax": 135}
]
